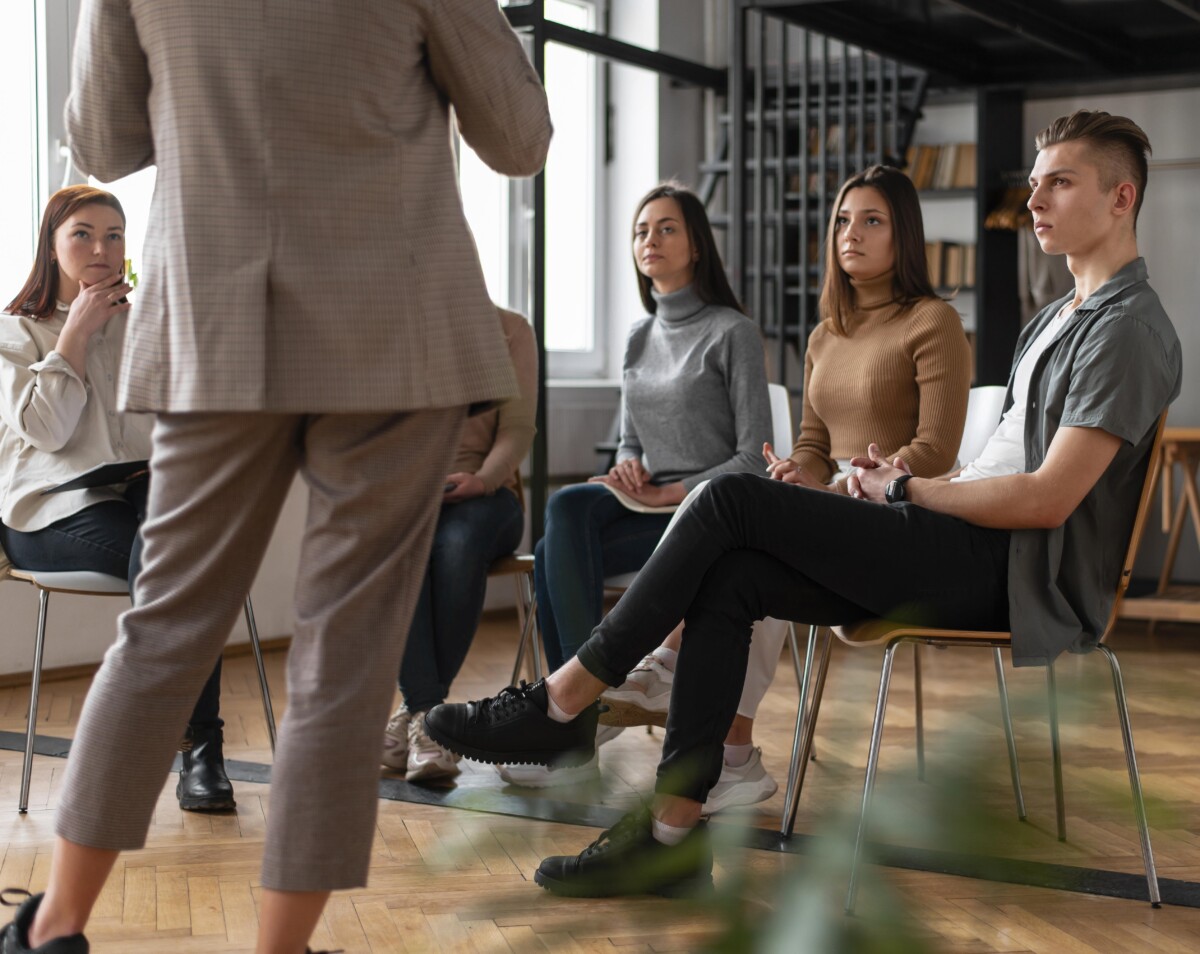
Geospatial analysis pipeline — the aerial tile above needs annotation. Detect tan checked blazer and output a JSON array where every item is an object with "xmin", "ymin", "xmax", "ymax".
[{"xmin": 66, "ymin": 0, "xmax": 551, "ymax": 414}]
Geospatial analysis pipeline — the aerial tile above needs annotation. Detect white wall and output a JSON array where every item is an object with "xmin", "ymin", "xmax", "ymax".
[{"xmin": 1026, "ymin": 90, "xmax": 1200, "ymax": 582}]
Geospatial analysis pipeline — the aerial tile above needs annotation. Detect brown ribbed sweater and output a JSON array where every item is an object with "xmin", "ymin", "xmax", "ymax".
[{"xmin": 790, "ymin": 271, "xmax": 971, "ymax": 482}]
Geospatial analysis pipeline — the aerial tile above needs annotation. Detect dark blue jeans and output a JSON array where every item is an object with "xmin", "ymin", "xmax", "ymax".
[
  {"xmin": 0, "ymin": 480, "xmax": 223, "ymax": 730},
  {"xmin": 576, "ymin": 472, "xmax": 1011, "ymax": 803},
  {"xmin": 398, "ymin": 488, "xmax": 524, "ymax": 712},
  {"xmin": 535, "ymin": 482, "xmax": 675, "ymax": 672}
]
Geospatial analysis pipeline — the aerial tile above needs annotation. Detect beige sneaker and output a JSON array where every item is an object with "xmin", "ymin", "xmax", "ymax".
[
  {"xmin": 702, "ymin": 747, "xmax": 778, "ymax": 815},
  {"xmin": 599, "ymin": 649, "xmax": 674, "ymax": 727},
  {"xmin": 381, "ymin": 704, "xmax": 410, "ymax": 770},
  {"xmin": 407, "ymin": 712, "xmax": 461, "ymax": 783}
]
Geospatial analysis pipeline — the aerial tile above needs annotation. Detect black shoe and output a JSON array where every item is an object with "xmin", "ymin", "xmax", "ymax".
[
  {"xmin": 424, "ymin": 680, "xmax": 599, "ymax": 767},
  {"xmin": 177, "ymin": 726, "xmax": 236, "ymax": 812},
  {"xmin": 0, "ymin": 890, "xmax": 89, "ymax": 953},
  {"xmin": 533, "ymin": 809, "xmax": 714, "ymax": 898}
]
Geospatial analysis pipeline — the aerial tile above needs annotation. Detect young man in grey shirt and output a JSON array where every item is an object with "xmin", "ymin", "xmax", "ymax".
[{"xmin": 426, "ymin": 110, "xmax": 1183, "ymax": 899}]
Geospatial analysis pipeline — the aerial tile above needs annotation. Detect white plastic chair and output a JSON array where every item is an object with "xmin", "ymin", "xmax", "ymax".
[{"xmin": 6, "ymin": 566, "xmax": 276, "ymax": 813}]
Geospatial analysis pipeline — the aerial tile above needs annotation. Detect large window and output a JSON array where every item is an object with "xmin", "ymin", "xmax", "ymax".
[
  {"xmin": 0, "ymin": 3, "xmax": 38, "ymax": 303},
  {"xmin": 462, "ymin": 0, "xmax": 606, "ymax": 374}
]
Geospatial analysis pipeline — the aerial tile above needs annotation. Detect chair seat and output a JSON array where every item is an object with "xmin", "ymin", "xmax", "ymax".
[
  {"xmin": 834, "ymin": 619, "xmax": 1012, "ymax": 646},
  {"xmin": 488, "ymin": 553, "xmax": 535, "ymax": 577},
  {"xmin": 6, "ymin": 568, "xmax": 129, "ymax": 595}
]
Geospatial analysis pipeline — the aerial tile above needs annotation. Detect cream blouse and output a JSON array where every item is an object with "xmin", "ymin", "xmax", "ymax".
[{"xmin": 0, "ymin": 306, "xmax": 152, "ymax": 532}]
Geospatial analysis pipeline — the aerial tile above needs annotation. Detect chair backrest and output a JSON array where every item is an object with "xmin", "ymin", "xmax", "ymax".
[
  {"xmin": 1103, "ymin": 412, "xmax": 1169, "ymax": 635},
  {"xmin": 957, "ymin": 385, "xmax": 1006, "ymax": 467},
  {"xmin": 768, "ymin": 383, "xmax": 794, "ymax": 454}
]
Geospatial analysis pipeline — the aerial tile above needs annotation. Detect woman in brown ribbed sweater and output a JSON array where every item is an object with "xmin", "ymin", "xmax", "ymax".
[{"xmin": 604, "ymin": 165, "xmax": 971, "ymax": 813}]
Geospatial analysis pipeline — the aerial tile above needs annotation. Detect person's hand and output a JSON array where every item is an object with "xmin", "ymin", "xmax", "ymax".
[
  {"xmin": 63, "ymin": 272, "xmax": 132, "ymax": 339},
  {"xmin": 764, "ymin": 443, "xmax": 838, "ymax": 491},
  {"xmin": 602, "ymin": 457, "xmax": 650, "ymax": 493},
  {"xmin": 846, "ymin": 443, "xmax": 909, "ymax": 502},
  {"xmin": 763, "ymin": 442, "xmax": 799, "ymax": 481},
  {"xmin": 609, "ymin": 480, "xmax": 679, "ymax": 508},
  {"xmin": 443, "ymin": 472, "xmax": 486, "ymax": 503},
  {"xmin": 55, "ymin": 273, "xmax": 132, "ymax": 379}
]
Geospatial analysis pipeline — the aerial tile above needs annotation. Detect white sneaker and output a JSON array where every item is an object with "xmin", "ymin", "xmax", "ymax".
[
  {"xmin": 381, "ymin": 704, "xmax": 410, "ymax": 770},
  {"xmin": 497, "ymin": 750, "xmax": 601, "ymax": 788},
  {"xmin": 599, "ymin": 649, "xmax": 675, "ymax": 727},
  {"xmin": 406, "ymin": 712, "xmax": 461, "ymax": 783},
  {"xmin": 702, "ymin": 747, "xmax": 778, "ymax": 815}
]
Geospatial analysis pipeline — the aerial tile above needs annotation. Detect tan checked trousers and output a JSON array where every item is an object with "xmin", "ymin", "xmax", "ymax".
[{"xmin": 55, "ymin": 408, "xmax": 464, "ymax": 891}]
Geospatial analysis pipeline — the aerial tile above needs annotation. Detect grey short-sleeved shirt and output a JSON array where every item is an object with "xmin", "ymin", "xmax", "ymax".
[{"xmin": 1006, "ymin": 257, "xmax": 1182, "ymax": 666}]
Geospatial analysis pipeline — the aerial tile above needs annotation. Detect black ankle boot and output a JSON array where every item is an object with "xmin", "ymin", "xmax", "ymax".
[{"xmin": 177, "ymin": 726, "xmax": 236, "ymax": 812}]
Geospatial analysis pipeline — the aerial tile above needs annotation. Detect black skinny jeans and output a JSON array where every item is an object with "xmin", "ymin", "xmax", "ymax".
[
  {"xmin": 0, "ymin": 480, "xmax": 223, "ymax": 730},
  {"xmin": 576, "ymin": 472, "xmax": 1011, "ymax": 802}
]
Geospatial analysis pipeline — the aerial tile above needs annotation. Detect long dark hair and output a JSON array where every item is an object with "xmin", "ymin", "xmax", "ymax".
[
  {"xmin": 6, "ymin": 185, "xmax": 126, "ymax": 320},
  {"xmin": 818, "ymin": 165, "xmax": 935, "ymax": 335},
  {"xmin": 632, "ymin": 182, "xmax": 745, "ymax": 315}
]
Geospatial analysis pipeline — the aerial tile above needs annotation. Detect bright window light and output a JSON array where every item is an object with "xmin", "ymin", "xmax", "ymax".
[{"xmin": 0, "ymin": 3, "xmax": 37, "ymax": 306}]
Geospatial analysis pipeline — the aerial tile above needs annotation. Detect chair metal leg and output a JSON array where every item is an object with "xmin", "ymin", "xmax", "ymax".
[
  {"xmin": 19, "ymin": 590, "xmax": 50, "ymax": 814},
  {"xmin": 788, "ymin": 622, "xmax": 817, "ymax": 762},
  {"xmin": 993, "ymin": 648, "xmax": 1027, "ymax": 820},
  {"xmin": 913, "ymin": 643, "xmax": 925, "ymax": 781},
  {"xmin": 510, "ymin": 573, "xmax": 542, "ymax": 684},
  {"xmin": 243, "ymin": 597, "xmax": 277, "ymax": 753},
  {"xmin": 782, "ymin": 626, "xmax": 832, "ymax": 837},
  {"xmin": 846, "ymin": 641, "xmax": 900, "ymax": 915},
  {"xmin": 780, "ymin": 624, "xmax": 816, "ymax": 836},
  {"xmin": 510, "ymin": 576, "xmax": 529, "ymax": 684},
  {"xmin": 1096, "ymin": 644, "xmax": 1161, "ymax": 907},
  {"xmin": 527, "ymin": 586, "xmax": 544, "ymax": 681},
  {"xmin": 1046, "ymin": 662, "xmax": 1067, "ymax": 841}
]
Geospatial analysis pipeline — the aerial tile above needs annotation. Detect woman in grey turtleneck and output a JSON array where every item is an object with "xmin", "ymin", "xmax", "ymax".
[{"xmin": 500, "ymin": 183, "xmax": 771, "ymax": 787}]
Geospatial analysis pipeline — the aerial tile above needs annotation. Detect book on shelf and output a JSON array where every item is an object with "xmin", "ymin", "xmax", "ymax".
[
  {"xmin": 906, "ymin": 141, "xmax": 976, "ymax": 190},
  {"xmin": 925, "ymin": 241, "xmax": 977, "ymax": 289}
]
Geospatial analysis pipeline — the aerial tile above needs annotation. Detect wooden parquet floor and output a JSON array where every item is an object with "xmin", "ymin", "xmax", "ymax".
[{"xmin": 1, "ymin": 615, "xmax": 1200, "ymax": 951}]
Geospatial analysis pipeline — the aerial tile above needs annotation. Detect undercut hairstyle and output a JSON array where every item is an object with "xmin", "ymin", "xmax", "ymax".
[
  {"xmin": 632, "ymin": 181, "xmax": 745, "ymax": 315},
  {"xmin": 1034, "ymin": 110, "xmax": 1152, "ymax": 228},
  {"xmin": 6, "ymin": 185, "xmax": 126, "ymax": 320},
  {"xmin": 819, "ymin": 164, "xmax": 937, "ymax": 336}
]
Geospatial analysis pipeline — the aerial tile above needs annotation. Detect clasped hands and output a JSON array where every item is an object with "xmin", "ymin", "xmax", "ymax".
[
  {"xmin": 763, "ymin": 441, "xmax": 910, "ymax": 503},
  {"xmin": 588, "ymin": 458, "xmax": 680, "ymax": 508}
]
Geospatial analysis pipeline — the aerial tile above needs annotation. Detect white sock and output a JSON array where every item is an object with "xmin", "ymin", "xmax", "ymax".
[
  {"xmin": 651, "ymin": 817, "xmax": 692, "ymax": 846},
  {"xmin": 544, "ymin": 686, "xmax": 577, "ymax": 724},
  {"xmin": 724, "ymin": 742, "xmax": 753, "ymax": 767},
  {"xmin": 651, "ymin": 647, "xmax": 678, "ymax": 671}
]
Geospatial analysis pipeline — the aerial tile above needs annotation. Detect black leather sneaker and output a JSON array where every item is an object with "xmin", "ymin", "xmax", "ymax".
[
  {"xmin": 0, "ymin": 890, "xmax": 89, "ymax": 954},
  {"xmin": 533, "ymin": 809, "xmax": 714, "ymax": 898},
  {"xmin": 424, "ymin": 680, "xmax": 599, "ymax": 767}
]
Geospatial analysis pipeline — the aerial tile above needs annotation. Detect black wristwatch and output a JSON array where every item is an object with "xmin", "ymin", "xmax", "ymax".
[{"xmin": 884, "ymin": 473, "xmax": 914, "ymax": 504}]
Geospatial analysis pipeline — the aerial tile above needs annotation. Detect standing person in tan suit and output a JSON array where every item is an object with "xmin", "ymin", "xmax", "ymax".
[{"xmin": 0, "ymin": 2, "xmax": 550, "ymax": 953}]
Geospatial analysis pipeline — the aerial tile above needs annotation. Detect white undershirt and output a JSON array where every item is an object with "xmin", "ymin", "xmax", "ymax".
[{"xmin": 953, "ymin": 300, "xmax": 1077, "ymax": 483}]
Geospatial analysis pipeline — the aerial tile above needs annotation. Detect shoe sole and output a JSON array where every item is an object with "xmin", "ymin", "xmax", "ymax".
[
  {"xmin": 424, "ymin": 721, "xmax": 595, "ymax": 768},
  {"xmin": 533, "ymin": 868, "xmax": 713, "ymax": 899},
  {"xmin": 178, "ymin": 796, "xmax": 237, "ymax": 811},
  {"xmin": 176, "ymin": 780, "xmax": 236, "ymax": 812},
  {"xmin": 597, "ymin": 697, "xmax": 668, "ymax": 728},
  {"xmin": 702, "ymin": 778, "xmax": 779, "ymax": 815},
  {"xmin": 498, "ymin": 766, "xmax": 600, "ymax": 789},
  {"xmin": 406, "ymin": 763, "xmax": 462, "ymax": 784}
]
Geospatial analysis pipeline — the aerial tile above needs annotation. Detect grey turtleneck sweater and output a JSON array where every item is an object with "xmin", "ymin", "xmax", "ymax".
[{"xmin": 617, "ymin": 284, "xmax": 772, "ymax": 491}]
